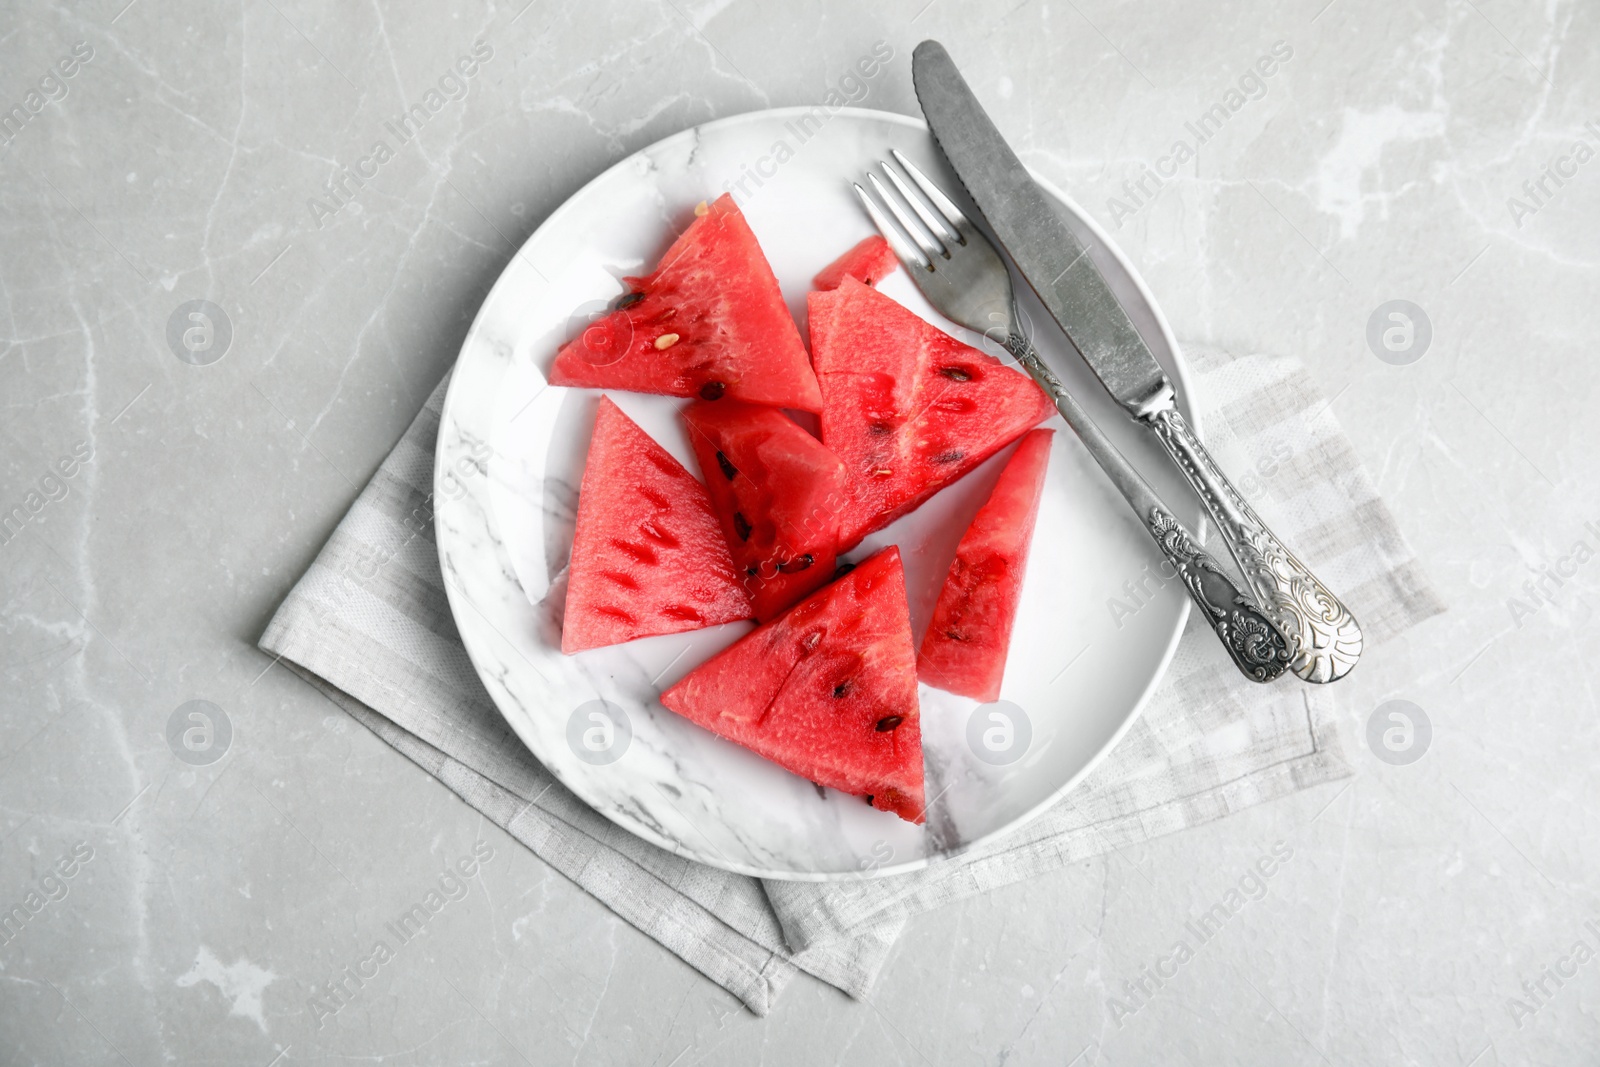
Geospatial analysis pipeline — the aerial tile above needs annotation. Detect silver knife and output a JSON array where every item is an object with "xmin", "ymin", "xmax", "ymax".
[{"xmin": 912, "ymin": 40, "xmax": 1362, "ymax": 683}]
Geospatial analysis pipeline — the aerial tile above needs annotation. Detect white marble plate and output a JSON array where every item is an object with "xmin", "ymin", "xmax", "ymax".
[{"xmin": 435, "ymin": 108, "xmax": 1201, "ymax": 880}]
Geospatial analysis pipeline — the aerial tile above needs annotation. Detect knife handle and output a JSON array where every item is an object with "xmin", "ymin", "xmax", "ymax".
[
  {"xmin": 1143, "ymin": 406, "xmax": 1363, "ymax": 683},
  {"xmin": 1007, "ymin": 339, "xmax": 1292, "ymax": 683}
]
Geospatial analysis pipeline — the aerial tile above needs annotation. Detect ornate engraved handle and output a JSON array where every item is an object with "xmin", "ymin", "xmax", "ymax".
[
  {"xmin": 1002, "ymin": 332, "xmax": 1292, "ymax": 683},
  {"xmin": 1146, "ymin": 506, "xmax": 1293, "ymax": 683},
  {"xmin": 1145, "ymin": 407, "xmax": 1363, "ymax": 683}
]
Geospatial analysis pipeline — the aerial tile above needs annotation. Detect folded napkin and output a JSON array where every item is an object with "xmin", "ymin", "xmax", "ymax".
[{"xmin": 259, "ymin": 342, "xmax": 1442, "ymax": 1015}]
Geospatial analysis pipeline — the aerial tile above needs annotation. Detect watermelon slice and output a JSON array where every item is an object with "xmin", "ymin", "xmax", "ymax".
[
  {"xmin": 660, "ymin": 546, "xmax": 925, "ymax": 823},
  {"xmin": 917, "ymin": 428, "xmax": 1055, "ymax": 701},
  {"xmin": 808, "ymin": 278, "xmax": 1056, "ymax": 549},
  {"xmin": 682, "ymin": 399, "xmax": 847, "ymax": 621},
  {"xmin": 562, "ymin": 398, "xmax": 751, "ymax": 653},
  {"xmin": 813, "ymin": 234, "xmax": 899, "ymax": 291},
  {"xmin": 549, "ymin": 194, "xmax": 822, "ymax": 412}
]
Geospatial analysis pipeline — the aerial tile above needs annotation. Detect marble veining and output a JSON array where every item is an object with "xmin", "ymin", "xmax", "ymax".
[{"xmin": 3, "ymin": 1, "xmax": 1594, "ymax": 1061}]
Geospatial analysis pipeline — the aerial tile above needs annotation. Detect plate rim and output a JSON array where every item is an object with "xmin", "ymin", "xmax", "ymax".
[{"xmin": 436, "ymin": 105, "xmax": 1197, "ymax": 881}]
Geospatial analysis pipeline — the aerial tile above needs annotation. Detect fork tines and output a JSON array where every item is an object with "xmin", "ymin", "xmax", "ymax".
[{"xmin": 853, "ymin": 149, "xmax": 970, "ymax": 271}]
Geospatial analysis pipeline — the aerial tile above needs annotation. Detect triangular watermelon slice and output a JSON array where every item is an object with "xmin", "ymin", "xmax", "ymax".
[
  {"xmin": 660, "ymin": 546, "xmax": 926, "ymax": 823},
  {"xmin": 562, "ymin": 397, "xmax": 751, "ymax": 653},
  {"xmin": 682, "ymin": 399, "xmax": 847, "ymax": 622},
  {"xmin": 808, "ymin": 278, "xmax": 1055, "ymax": 549},
  {"xmin": 918, "ymin": 428, "xmax": 1054, "ymax": 701},
  {"xmin": 549, "ymin": 194, "xmax": 822, "ymax": 412},
  {"xmin": 813, "ymin": 234, "xmax": 899, "ymax": 291}
]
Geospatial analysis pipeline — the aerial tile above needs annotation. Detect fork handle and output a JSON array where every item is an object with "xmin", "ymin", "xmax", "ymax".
[
  {"xmin": 1006, "ymin": 336, "xmax": 1293, "ymax": 683},
  {"xmin": 1142, "ymin": 404, "xmax": 1363, "ymax": 683}
]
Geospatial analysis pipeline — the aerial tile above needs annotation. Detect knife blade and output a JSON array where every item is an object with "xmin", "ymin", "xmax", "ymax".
[
  {"xmin": 911, "ymin": 41, "xmax": 1173, "ymax": 418},
  {"xmin": 912, "ymin": 39, "xmax": 1364, "ymax": 683}
]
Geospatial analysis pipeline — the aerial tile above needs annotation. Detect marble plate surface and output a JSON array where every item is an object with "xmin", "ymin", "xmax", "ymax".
[{"xmin": 435, "ymin": 107, "xmax": 1201, "ymax": 880}]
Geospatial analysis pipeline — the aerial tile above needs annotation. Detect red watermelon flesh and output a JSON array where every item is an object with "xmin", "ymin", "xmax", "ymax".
[
  {"xmin": 549, "ymin": 194, "xmax": 822, "ymax": 412},
  {"xmin": 917, "ymin": 428, "xmax": 1055, "ymax": 701},
  {"xmin": 808, "ymin": 278, "xmax": 1056, "ymax": 549},
  {"xmin": 813, "ymin": 234, "xmax": 900, "ymax": 291},
  {"xmin": 683, "ymin": 399, "xmax": 847, "ymax": 622},
  {"xmin": 660, "ymin": 546, "xmax": 926, "ymax": 823},
  {"xmin": 562, "ymin": 397, "xmax": 751, "ymax": 654}
]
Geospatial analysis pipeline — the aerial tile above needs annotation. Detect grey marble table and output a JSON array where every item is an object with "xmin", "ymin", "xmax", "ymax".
[{"xmin": 1, "ymin": 0, "xmax": 1594, "ymax": 1063}]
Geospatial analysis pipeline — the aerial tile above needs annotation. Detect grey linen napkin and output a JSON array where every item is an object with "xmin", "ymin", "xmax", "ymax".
[{"xmin": 259, "ymin": 342, "xmax": 1442, "ymax": 1015}]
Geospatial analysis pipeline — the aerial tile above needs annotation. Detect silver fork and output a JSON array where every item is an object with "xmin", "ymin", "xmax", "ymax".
[{"xmin": 855, "ymin": 150, "xmax": 1293, "ymax": 684}]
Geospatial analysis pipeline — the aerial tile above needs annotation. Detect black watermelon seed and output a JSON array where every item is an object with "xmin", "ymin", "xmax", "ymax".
[
  {"xmin": 834, "ymin": 562, "xmax": 856, "ymax": 579},
  {"xmin": 746, "ymin": 564, "xmax": 759, "ymax": 577},
  {"xmin": 733, "ymin": 512, "xmax": 752, "ymax": 541},
  {"xmin": 614, "ymin": 291, "xmax": 645, "ymax": 309},
  {"xmin": 715, "ymin": 450, "xmax": 738, "ymax": 480},
  {"xmin": 875, "ymin": 715, "xmax": 904, "ymax": 732},
  {"xmin": 940, "ymin": 365, "xmax": 972, "ymax": 381},
  {"xmin": 932, "ymin": 449, "xmax": 965, "ymax": 464},
  {"xmin": 779, "ymin": 553, "xmax": 814, "ymax": 573},
  {"xmin": 699, "ymin": 381, "xmax": 726, "ymax": 401},
  {"xmin": 864, "ymin": 794, "xmax": 875, "ymax": 805},
  {"xmin": 833, "ymin": 679, "xmax": 854, "ymax": 699},
  {"xmin": 867, "ymin": 421, "xmax": 891, "ymax": 436}
]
